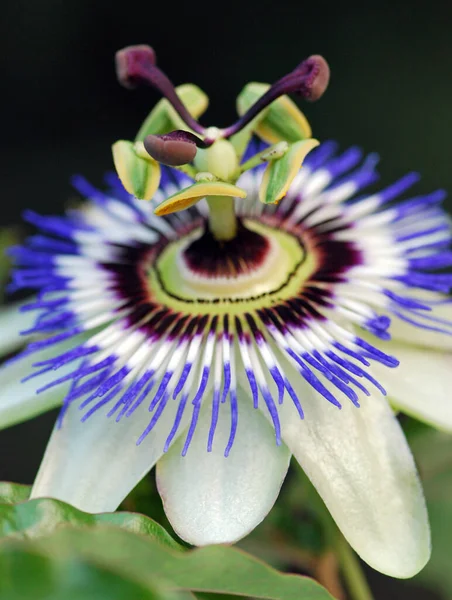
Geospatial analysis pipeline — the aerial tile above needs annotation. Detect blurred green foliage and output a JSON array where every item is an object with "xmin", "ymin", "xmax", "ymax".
[
  {"xmin": 407, "ymin": 423, "xmax": 452, "ymax": 597},
  {"xmin": 0, "ymin": 482, "xmax": 334, "ymax": 599}
]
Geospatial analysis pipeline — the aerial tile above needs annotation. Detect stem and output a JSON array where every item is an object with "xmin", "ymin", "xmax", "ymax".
[
  {"xmin": 206, "ymin": 196, "xmax": 237, "ymax": 241},
  {"xmin": 314, "ymin": 551, "xmax": 346, "ymax": 600},
  {"xmin": 336, "ymin": 536, "xmax": 375, "ymax": 600}
]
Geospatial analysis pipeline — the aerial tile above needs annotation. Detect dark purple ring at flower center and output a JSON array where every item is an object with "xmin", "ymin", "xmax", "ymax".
[{"xmin": 183, "ymin": 219, "xmax": 271, "ymax": 278}]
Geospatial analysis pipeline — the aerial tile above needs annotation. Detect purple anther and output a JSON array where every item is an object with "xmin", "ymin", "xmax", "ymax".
[{"xmin": 143, "ymin": 130, "xmax": 208, "ymax": 166}]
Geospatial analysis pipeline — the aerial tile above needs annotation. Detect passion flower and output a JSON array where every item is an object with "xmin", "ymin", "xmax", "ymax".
[{"xmin": 3, "ymin": 44, "xmax": 452, "ymax": 580}]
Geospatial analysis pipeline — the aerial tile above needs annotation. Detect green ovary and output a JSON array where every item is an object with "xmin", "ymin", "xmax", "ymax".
[{"xmin": 146, "ymin": 220, "xmax": 318, "ymax": 316}]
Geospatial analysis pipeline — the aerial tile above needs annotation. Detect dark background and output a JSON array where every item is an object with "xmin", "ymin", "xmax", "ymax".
[{"xmin": 1, "ymin": 0, "xmax": 451, "ymax": 598}]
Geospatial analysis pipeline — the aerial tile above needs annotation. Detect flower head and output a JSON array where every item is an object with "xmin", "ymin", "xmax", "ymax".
[{"xmin": 3, "ymin": 45, "xmax": 452, "ymax": 579}]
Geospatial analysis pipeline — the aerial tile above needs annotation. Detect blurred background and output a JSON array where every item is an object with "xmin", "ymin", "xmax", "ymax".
[{"xmin": 1, "ymin": 0, "xmax": 451, "ymax": 597}]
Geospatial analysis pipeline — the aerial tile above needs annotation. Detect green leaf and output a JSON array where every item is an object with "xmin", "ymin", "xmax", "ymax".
[
  {"xmin": 25, "ymin": 528, "xmax": 334, "ymax": 599},
  {"xmin": 259, "ymin": 139, "xmax": 319, "ymax": 204},
  {"xmin": 0, "ymin": 494, "xmax": 180, "ymax": 551},
  {"xmin": 112, "ymin": 140, "xmax": 161, "ymax": 200},
  {"xmin": 237, "ymin": 82, "xmax": 312, "ymax": 145},
  {"xmin": 0, "ymin": 545, "xmax": 181, "ymax": 600},
  {"xmin": 136, "ymin": 84, "xmax": 209, "ymax": 141},
  {"xmin": 0, "ymin": 482, "xmax": 31, "ymax": 505},
  {"xmin": 0, "ymin": 483, "xmax": 333, "ymax": 599}
]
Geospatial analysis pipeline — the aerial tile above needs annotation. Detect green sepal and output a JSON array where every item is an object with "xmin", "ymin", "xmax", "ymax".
[
  {"xmin": 112, "ymin": 140, "xmax": 161, "ymax": 200},
  {"xmin": 154, "ymin": 181, "xmax": 247, "ymax": 216},
  {"xmin": 237, "ymin": 82, "xmax": 312, "ymax": 145},
  {"xmin": 259, "ymin": 139, "xmax": 319, "ymax": 204},
  {"xmin": 136, "ymin": 84, "xmax": 209, "ymax": 141}
]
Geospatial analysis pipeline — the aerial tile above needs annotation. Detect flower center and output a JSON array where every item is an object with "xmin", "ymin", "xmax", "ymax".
[{"xmin": 146, "ymin": 219, "xmax": 318, "ymax": 315}]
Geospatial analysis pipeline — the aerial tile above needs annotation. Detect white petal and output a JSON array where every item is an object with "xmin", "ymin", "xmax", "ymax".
[
  {"xmin": 275, "ymin": 363, "xmax": 430, "ymax": 578},
  {"xmin": 372, "ymin": 342, "xmax": 452, "ymax": 431},
  {"xmin": 390, "ymin": 314, "xmax": 452, "ymax": 351},
  {"xmin": 0, "ymin": 343, "xmax": 77, "ymax": 430},
  {"xmin": 0, "ymin": 301, "xmax": 35, "ymax": 358},
  {"xmin": 31, "ymin": 387, "xmax": 191, "ymax": 512},
  {"xmin": 389, "ymin": 291, "xmax": 452, "ymax": 351},
  {"xmin": 156, "ymin": 388, "xmax": 290, "ymax": 546}
]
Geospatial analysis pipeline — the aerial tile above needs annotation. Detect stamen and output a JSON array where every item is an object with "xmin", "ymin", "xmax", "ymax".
[
  {"xmin": 222, "ymin": 55, "xmax": 330, "ymax": 139},
  {"xmin": 115, "ymin": 45, "xmax": 205, "ymax": 135}
]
